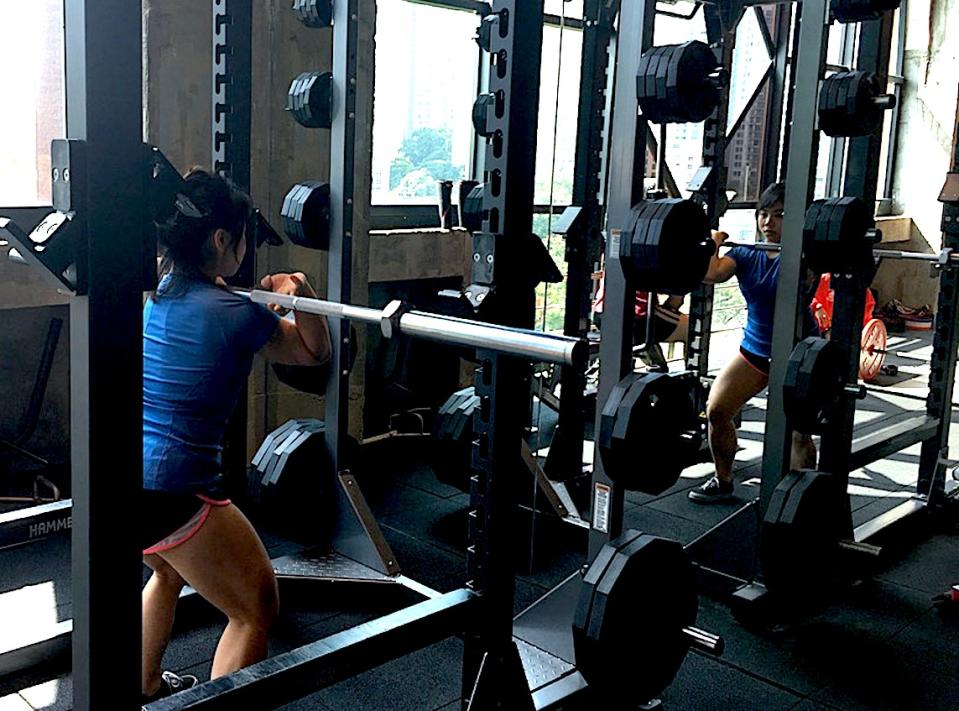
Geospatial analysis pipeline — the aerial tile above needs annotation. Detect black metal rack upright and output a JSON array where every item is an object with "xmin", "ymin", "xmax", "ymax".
[
  {"xmin": 759, "ymin": 0, "xmax": 831, "ymax": 516},
  {"xmin": 462, "ymin": 0, "xmax": 544, "ymax": 702},
  {"xmin": 813, "ymin": 15, "xmax": 895, "ymax": 523},
  {"xmin": 584, "ymin": 0, "xmax": 656, "ymax": 556},
  {"xmin": 917, "ymin": 83, "xmax": 959, "ymax": 504},
  {"xmin": 212, "ymin": 0, "xmax": 255, "ymax": 484},
  {"xmin": 63, "ymin": 1, "xmax": 148, "ymax": 708},
  {"xmin": 684, "ymin": 6, "xmax": 738, "ymax": 408},
  {"xmin": 544, "ymin": 0, "xmax": 618, "ymax": 484}
]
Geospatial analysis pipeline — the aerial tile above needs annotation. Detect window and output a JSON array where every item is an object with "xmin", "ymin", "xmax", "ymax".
[
  {"xmin": 371, "ymin": 2, "xmax": 480, "ymax": 205},
  {"xmin": 534, "ymin": 23, "xmax": 583, "ymax": 208},
  {"xmin": 724, "ymin": 7, "xmax": 779, "ymax": 203},
  {"xmin": 544, "ymin": 0, "xmax": 583, "ymax": 18},
  {"xmin": 0, "ymin": 0, "xmax": 65, "ymax": 206},
  {"xmin": 534, "ymin": 20, "xmax": 583, "ymax": 332}
]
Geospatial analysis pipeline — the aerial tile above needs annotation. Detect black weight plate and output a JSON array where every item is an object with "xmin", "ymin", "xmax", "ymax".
[
  {"xmin": 631, "ymin": 201, "xmax": 667, "ymax": 283},
  {"xmin": 640, "ymin": 203, "xmax": 675, "ymax": 290},
  {"xmin": 636, "ymin": 50, "xmax": 654, "ymax": 100},
  {"xmin": 677, "ymin": 41, "xmax": 718, "ymax": 122},
  {"xmin": 640, "ymin": 47, "xmax": 668, "ymax": 120},
  {"xmin": 574, "ymin": 532, "xmax": 697, "ymax": 704},
  {"xmin": 760, "ymin": 469, "xmax": 846, "ymax": 596},
  {"xmin": 642, "ymin": 200, "xmax": 681, "ymax": 291},
  {"xmin": 598, "ymin": 374, "xmax": 636, "ymax": 451},
  {"xmin": 301, "ymin": 74, "xmax": 319, "ymax": 123},
  {"xmin": 290, "ymin": 72, "xmax": 308, "ymax": 113},
  {"xmin": 657, "ymin": 45, "xmax": 677, "ymax": 102},
  {"xmin": 251, "ymin": 419, "xmax": 300, "ymax": 471},
  {"xmin": 645, "ymin": 46, "xmax": 667, "ymax": 102}
]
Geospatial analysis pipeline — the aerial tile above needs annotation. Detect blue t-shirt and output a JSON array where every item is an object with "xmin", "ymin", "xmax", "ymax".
[
  {"xmin": 727, "ymin": 246, "xmax": 816, "ymax": 359},
  {"xmin": 143, "ymin": 275, "xmax": 280, "ymax": 493}
]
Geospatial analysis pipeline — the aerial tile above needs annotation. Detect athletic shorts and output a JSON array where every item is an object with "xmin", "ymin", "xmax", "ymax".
[
  {"xmin": 141, "ymin": 489, "xmax": 231, "ymax": 555},
  {"xmin": 739, "ymin": 346, "xmax": 771, "ymax": 376},
  {"xmin": 633, "ymin": 307, "xmax": 683, "ymax": 344}
]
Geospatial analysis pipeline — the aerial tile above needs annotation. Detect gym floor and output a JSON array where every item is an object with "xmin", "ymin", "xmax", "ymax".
[{"xmin": 1, "ymin": 330, "xmax": 957, "ymax": 710}]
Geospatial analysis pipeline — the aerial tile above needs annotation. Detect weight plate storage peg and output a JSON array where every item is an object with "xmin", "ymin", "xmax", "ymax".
[
  {"xmin": 760, "ymin": 470, "xmax": 847, "ymax": 597},
  {"xmin": 572, "ymin": 530, "xmax": 698, "ymax": 704},
  {"xmin": 619, "ymin": 198, "xmax": 714, "ymax": 295},
  {"xmin": 280, "ymin": 181, "xmax": 331, "ymax": 250},
  {"xmin": 859, "ymin": 318, "xmax": 887, "ymax": 381},
  {"xmin": 597, "ymin": 372, "xmax": 700, "ymax": 494},
  {"xmin": 636, "ymin": 41, "xmax": 722, "ymax": 124},
  {"xmin": 783, "ymin": 337, "xmax": 844, "ymax": 435},
  {"xmin": 818, "ymin": 71, "xmax": 895, "ymax": 137}
]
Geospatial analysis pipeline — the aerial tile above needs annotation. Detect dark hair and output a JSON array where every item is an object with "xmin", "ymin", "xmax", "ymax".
[
  {"xmin": 757, "ymin": 182, "xmax": 786, "ymax": 213},
  {"xmin": 155, "ymin": 168, "xmax": 252, "ymax": 298}
]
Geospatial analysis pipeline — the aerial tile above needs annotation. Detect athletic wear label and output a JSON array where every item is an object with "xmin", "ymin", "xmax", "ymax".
[
  {"xmin": 609, "ymin": 229, "xmax": 621, "ymax": 259},
  {"xmin": 593, "ymin": 483, "xmax": 611, "ymax": 533}
]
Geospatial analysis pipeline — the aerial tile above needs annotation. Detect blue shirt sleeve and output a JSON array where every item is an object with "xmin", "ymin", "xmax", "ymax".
[
  {"xmin": 219, "ymin": 293, "xmax": 281, "ymax": 355},
  {"xmin": 725, "ymin": 245, "xmax": 752, "ymax": 271}
]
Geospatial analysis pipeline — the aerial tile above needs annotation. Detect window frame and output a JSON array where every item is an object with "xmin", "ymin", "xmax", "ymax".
[
  {"xmin": 372, "ymin": 1, "xmax": 585, "ymax": 229},
  {"xmin": 370, "ymin": 0, "xmax": 484, "ymax": 218}
]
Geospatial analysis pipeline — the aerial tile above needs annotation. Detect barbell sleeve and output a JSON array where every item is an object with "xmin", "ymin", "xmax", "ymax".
[
  {"xmin": 682, "ymin": 626, "xmax": 725, "ymax": 656},
  {"xmin": 231, "ymin": 288, "xmax": 586, "ymax": 368},
  {"xmin": 873, "ymin": 94, "xmax": 897, "ymax": 110}
]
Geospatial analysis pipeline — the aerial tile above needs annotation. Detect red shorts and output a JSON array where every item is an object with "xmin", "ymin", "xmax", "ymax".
[{"xmin": 141, "ymin": 490, "xmax": 231, "ymax": 555}]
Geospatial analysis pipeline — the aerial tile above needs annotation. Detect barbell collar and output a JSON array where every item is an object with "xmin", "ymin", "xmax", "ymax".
[
  {"xmin": 232, "ymin": 288, "xmax": 585, "ymax": 367},
  {"xmin": 873, "ymin": 94, "xmax": 897, "ymax": 110},
  {"xmin": 844, "ymin": 384, "xmax": 867, "ymax": 399},
  {"xmin": 682, "ymin": 626, "xmax": 725, "ymax": 656}
]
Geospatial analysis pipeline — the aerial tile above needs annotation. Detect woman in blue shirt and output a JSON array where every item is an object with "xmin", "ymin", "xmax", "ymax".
[
  {"xmin": 689, "ymin": 183, "xmax": 817, "ymax": 503},
  {"xmin": 140, "ymin": 169, "xmax": 331, "ymax": 701}
]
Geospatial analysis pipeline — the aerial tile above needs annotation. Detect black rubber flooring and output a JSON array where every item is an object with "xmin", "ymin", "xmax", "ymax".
[{"xmin": 1, "ymin": 333, "xmax": 958, "ymax": 710}]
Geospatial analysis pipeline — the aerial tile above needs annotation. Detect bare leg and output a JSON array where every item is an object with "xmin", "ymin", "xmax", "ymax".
[
  {"xmin": 791, "ymin": 431, "xmax": 817, "ymax": 470},
  {"xmin": 142, "ymin": 554, "xmax": 186, "ymax": 696},
  {"xmin": 157, "ymin": 504, "xmax": 279, "ymax": 678},
  {"xmin": 665, "ymin": 313, "xmax": 689, "ymax": 344},
  {"xmin": 706, "ymin": 355, "xmax": 769, "ymax": 484}
]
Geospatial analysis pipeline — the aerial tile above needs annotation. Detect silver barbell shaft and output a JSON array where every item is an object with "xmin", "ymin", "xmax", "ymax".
[
  {"xmin": 722, "ymin": 241, "xmax": 958, "ymax": 265},
  {"xmin": 682, "ymin": 626, "xmax": 724, "ymax": 655},
  {"xmin": 232, "ymin": 289, "xmax": 585, "ymax": 367}
]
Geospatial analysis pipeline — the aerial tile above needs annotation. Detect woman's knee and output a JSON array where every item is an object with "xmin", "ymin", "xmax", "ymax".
[
  {"xmin": 145, "ymin": 555, "xmax": 186, "ymax": 590},
  {"xmin": 706, "ymin": 400, "xmax": 736, "ymax": 428},
  {"xmin": 233, "ymin": 572, "xmax": 279, "ymax": 629}
]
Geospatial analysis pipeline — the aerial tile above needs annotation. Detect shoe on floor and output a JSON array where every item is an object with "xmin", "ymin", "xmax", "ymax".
[
  {"xmin": 143, "ymin": 671, "xmax": 199, "ymax": 703},
  {"xmin": 904, "ymin": 305, "xmax": 934, "ymax": 330},
  {"xmin": 688, "ymin": 476, "xmax": 734, "ymax": 503}
]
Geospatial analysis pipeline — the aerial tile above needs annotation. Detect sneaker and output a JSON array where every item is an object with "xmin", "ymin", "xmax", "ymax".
[
  {"xmin": 688, "ymin": 476, "xmax": 735, "ymax": 503},
  {"xmin": 904, "ymin": 305, "xmax": 934, "ymax": 331},
  {"xmin": 143, "ymin": 671, "xmax": 199, "ymax": 703}
]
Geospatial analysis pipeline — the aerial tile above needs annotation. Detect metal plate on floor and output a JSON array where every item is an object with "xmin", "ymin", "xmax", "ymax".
[
  {"xmin": 515, "ymin": 638, "xmax": 576, "ymax": 692},
  {"xmin": 272, "ymin": 549, "xmax": 395, "ymax": 583}
]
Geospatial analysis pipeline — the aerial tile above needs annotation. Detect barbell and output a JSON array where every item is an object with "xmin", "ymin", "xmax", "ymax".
[
  {"xmin": 720, "ymin": 239, "xmax": 959, "ymax": 267},
  {"xmin": 231, "ymin": 289, "xmax": 587, "ymax": 368},
  {"xmin": 626, "ymin": 196, "xmax": 957, "ymax": 293}
]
